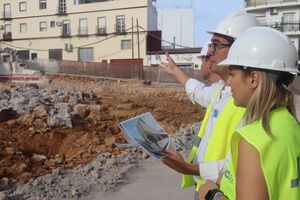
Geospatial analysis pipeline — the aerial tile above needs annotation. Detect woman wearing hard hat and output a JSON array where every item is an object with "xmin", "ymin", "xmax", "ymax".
[
  {"xmin": 199, "ymin": 27, "xmax": 300, "ymax": 200},
  {"xmin": 160, "ymin": 11, "xmax": 260, "ymax": 200}
]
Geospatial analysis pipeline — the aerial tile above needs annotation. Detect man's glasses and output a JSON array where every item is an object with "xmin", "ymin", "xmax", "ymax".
[{"xmin": 208, "ymin": 42, "xmax": 231, "ymax": 52}]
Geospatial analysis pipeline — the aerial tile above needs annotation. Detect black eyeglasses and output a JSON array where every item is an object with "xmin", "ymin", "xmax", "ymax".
[{"xmin": 208, "ymin": 42, "xmax": 231, "ymax": 52}]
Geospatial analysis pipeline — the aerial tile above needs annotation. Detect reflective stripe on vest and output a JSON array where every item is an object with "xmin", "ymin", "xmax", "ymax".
[
  {"xmin": 221, "ymin": 107, "xmax": 300, "ymax": 200},
  {"xmin": 181, "ymin": 86, "xmax": 222, "ymax": 188}
]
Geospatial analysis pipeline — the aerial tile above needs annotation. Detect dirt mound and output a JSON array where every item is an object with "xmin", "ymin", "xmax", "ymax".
[{"xmin": 0, "ymin": 74, "xmax": 204, "ymax": 183}]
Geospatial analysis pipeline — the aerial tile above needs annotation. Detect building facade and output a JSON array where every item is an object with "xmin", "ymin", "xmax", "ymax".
[
  {"xmin": 0, "ymin": 0, "xmax": 158, "ymax": 64},
  {"xmin": 245, "ymin": 0, "xmax": 300, "ymax": 58},
  {"xmin": 157, "ymin": 8, "xmax": 194, "ymax": 49}
]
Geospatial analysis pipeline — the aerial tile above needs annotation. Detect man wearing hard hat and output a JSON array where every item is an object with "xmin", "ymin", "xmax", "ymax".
[{"xmin": 197, "ymin": 40, "xmax": 220, "ymax": 83}]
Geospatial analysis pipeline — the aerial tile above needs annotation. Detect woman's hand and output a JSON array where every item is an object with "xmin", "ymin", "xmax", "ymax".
[{"xmin": 199, "ymin": 180, "xmax": 219, "ymax": 200}]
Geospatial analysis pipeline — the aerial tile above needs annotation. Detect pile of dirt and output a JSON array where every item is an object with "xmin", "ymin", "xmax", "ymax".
[{"xmin": 0, "ymin": 74, "xmax": 204, "ymax": 199}]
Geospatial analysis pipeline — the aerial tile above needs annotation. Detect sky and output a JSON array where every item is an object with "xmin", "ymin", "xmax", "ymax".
[{"xmin": 156, "ymin": 0, "xmax": 243, "ymax": 47}]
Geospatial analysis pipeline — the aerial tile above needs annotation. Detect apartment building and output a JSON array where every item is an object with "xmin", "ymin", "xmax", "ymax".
[
  {"xmin": 245, "ymin": 0, "xmax": 300, "ymax": 58},
  {"xmin": 0, "ymin": 0, "xmax": 158, "ymax": 64}
]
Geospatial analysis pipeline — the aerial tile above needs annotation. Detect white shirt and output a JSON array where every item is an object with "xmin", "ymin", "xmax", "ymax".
[{"xmin": 185, "ymin": 78, "xmax": 232, "ymax": 182}]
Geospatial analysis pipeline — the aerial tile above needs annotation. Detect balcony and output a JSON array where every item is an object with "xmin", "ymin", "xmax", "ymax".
[
  {"xmin": 57, "ymin": 6, "xmax": 67, "ymax": 16},
  {"xmin": 1, "ymin": 32, "xmax": 12, "ymax": 41},
  {"xmin": 261, "ymin": 21, "xmax": 300, "ymax": 32},
  {"xmin": 61, "ymin": 28, "xmax": 71, "ymax": 38},
  {"xmin": 115, "ymin": 25, "xmax": 126, "ymax": 35},
  {"xmin": 245, "ymin": 0, "xmax": 266, "ymax": 7},
  {"xmin": 78, "ymin": 27, "xmax": 88, "ymax": 37},
  {"xmin": 281, "ymin": 21, "xmax": 300, "ymax": 32},
  {"xmin": 245, "ymin": 0, "xmax": 299, "ymax": 7},
  {"xmin": 1, "ymin": 11, "xmax": 12, "ymax": 20},
  {"xmin": 78, "ymin": 0, "xmax": 110, "ymax": 4},
  {"xmin": 96, "ymin": 27, "xmax": 107, "ymax": 36}
]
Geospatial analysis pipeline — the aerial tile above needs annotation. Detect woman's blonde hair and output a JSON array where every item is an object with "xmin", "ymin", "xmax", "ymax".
[{"xmin": 243, "ymin": 69, "xmax": 297, "ymax": 135}]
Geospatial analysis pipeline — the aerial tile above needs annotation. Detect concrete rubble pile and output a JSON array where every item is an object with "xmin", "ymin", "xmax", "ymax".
[
  {"xmin": 0, "ymin": 85, "xmax": 97, "ymax": 129},
  {"xmin": 2, "ymin": 149, "xmax": 145, "ymax": 199},
  {"xmin": 1, "ymin": 123, "xmax": 200, "ymax": 200}
]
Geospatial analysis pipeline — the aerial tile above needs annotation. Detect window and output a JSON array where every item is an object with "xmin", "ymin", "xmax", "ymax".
[
  {"xmin": 121, "ymin": 40, "xmax": 131, "ymax": 49},
  {"xmin": 50, "ymin": 21, "xmax": 55, "ymax": 28},
  {"xmin": 19, "ymin": 2, "xmax": 27, "ymax": 12},
  {"xmin": 62, "ymin": 20, "xmax": 71, "ymax": 36},
  {"xmin": 39, "ymin": 0, "xmax": 47, "ymax": 10},
  {"xmin": 31, "ymin": 53, "xmax": 37, "ymax": 60},
  {"xmin": 256, "ymin": 16, "xmax": 266, "ymax": 26},
  {"xmin": 4, "ymin": 4, "xmax": 11, "ymax": 18},
  {"xmin": 20, "ymin": 23, "xmax": 27, "ymax": 33},
  {"xmin": 116, "ymin": 15, "xmax": 125, "ymax": 33},
  {"xmin": 3, "ymin": 55, "xmax": 11, "ymax": 63},
  {"xmin": 3, "ymin": 24, "xmax": 12, "ymax": 40},
  {"xmin": 78, "ymin": 48, "xmax": 93, "ymax": 62},
  {"xmin": 16, "ymin": 50, "xmax": 30, "ymax": 60},
  {"xmin": 49, "ymin": 49, "xmax": 63, "ymax": 60},
  {"xmin": 79, "ymin": 18, "xmax": 88, "ymax": 35},
  {"xmin": 59, "ymin": 0, "xmax": 67, "ymax": 14},
  {"xmin": 40, "ymin": 21, "xmax": 47, "ymax": 32},
  {"xmin": 98, "ymin": 17, "xmax": 106, "ymax": 34},
  {"xmin": 4, "ymin": 24, "xmax": 11, "ymax": 34},
  {"xmin": 283, "ymin": 13, "xmax": 296, "ymax": 32}
]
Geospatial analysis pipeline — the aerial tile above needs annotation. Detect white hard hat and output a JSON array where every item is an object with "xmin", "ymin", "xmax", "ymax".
[
  {"xmin": 207, "ymin": 11, "xmax": 260, "ymax": 39},
  {"xmin": 218, "ymin": 26, "xmax": 299, "ymax": 74},
  {"xmin": 197, "ymin": 40, "xmax": 210, "ymax": 58}
]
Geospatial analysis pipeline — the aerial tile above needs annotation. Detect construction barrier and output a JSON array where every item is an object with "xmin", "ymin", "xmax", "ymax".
[{"xmin": 24, "ymin": 59, "xmax": 203, "ymax": 83}]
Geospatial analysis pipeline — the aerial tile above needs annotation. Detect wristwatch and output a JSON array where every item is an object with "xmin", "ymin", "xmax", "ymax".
[{"xmin": 205, "ymin": 188, "xmax": 223, "ymax": 200}]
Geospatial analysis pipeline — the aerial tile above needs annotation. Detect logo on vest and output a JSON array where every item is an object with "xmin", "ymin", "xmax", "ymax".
[
  {"xmin": 224, "ymin": 169, "xmax": 234, "ymax": 184},
  {"xmin": 213, "ymin": 109, "xmax": 219, "ymax": 118}
]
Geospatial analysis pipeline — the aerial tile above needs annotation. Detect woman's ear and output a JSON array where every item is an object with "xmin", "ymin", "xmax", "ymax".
[{"xmin": 249, "ymin": 71, "xmax": 260, "ymax": 89}]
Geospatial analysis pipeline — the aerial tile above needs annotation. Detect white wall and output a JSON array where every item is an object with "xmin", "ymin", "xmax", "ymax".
[
  {"xmin": 147, "ymin": 0, "xmax": 158, "ymax": 31},
  {"xmin": 157, "ymin": 9, "xmax": 194, "ymax": 48}
]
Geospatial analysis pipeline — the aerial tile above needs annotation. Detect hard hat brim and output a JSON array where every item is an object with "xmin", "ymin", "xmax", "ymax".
[
  {"xmin": 218, "ymin": 59, "xmax": 300, "ymax": 75},
  {"xmin": 207, "ymin": 31, "xmax": 236, "ymax": 39}
]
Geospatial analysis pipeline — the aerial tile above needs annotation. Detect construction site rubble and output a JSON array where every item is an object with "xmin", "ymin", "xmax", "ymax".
[
  {"xmin": 0, "ymin": 85, "xmax": 99, "ymax": 129},
  {"xmin": 0, "ymin": 74, "xmax": 203, "ymax": 199},
  {"xmin": 2, "ymin": 122, "xmax": 200, "ymax": 200}
]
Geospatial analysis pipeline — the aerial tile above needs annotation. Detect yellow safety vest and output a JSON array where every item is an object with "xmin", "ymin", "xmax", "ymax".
[
  {"xmin": 221, "ymin": 107, "xmax": 300, "ymax": 200},
  {"xmin": 182, "ymin": 87, "xmax": 245, "ymax": 191}
]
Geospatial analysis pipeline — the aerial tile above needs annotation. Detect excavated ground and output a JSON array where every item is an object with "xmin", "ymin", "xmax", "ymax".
[{"xmin": 0, "ymin": 74, "xmax": 204, "ymax": 184}]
